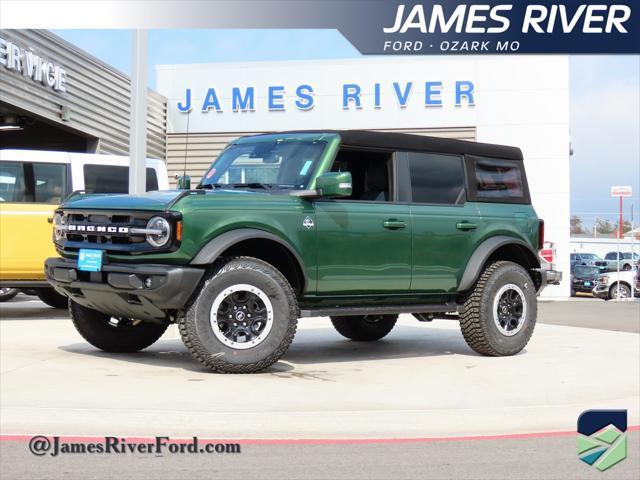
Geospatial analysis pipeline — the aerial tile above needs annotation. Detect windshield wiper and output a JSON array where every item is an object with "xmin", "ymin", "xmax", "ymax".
[
  {"xmin": 197, "ymin": 183, "xmax": 222, "ymax": 189},
  {"xmin": 229, "ymin": 183, "xmax": 273, "ymax": 190}
]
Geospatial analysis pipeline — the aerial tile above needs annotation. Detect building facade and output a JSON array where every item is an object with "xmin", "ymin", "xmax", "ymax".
[
  {"xmin": 156, "ymin": 56, "xmax": 571, "ymax": 296},
  {"xmin": 0, "ymin": 29, "xmax": 166, "ymax": 158}
]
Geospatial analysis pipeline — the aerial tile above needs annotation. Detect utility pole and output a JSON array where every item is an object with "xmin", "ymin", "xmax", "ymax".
[{"xmin": 129, "ymin": 30, "xmax": 147, "ymax": 195}]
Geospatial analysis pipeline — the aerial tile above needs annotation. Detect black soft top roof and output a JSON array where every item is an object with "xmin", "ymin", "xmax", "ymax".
[{"xmin": 262, "ymin": 130, "xmax": 523, "ymax": 161}]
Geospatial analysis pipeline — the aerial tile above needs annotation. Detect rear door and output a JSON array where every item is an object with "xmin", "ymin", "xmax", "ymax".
[
  {"xmin": 403, "ymin": 152, "xmax": 482, "ymax": 293},
  {"xmin": 0, "ymin": 160, "xmax": 69, "ymax": 281}
]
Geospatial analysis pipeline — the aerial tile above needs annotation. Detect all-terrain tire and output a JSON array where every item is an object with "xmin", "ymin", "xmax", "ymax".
[
  {"xmin": 459, "ymin": 261, "xmax": 537, "ymax": 356},
  {"xmin": 36, "ymin": 288, "xmax": 69, "ymax": 309},
  {"xmin": 330, "ymin": 315, "xmax": 398, "ymax": 341},
  {"xmin": 69, "ymin": 301, "xmax": 169, "ymax": 352},
  {"xmin": 178, "ymin": 257, "xmax": 298, "ymax": 373}
]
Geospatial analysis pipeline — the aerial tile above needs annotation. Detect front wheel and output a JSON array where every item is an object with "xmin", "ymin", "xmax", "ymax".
[
  {"xmin": 69, "ymin": 301, "xmax": 169, "ymax": 352},
  {"xmin": 622, "ymin": 263, "xmax": 632, "ymax": 271},
  {"xmin": 35, "ymin": 288, "xmax": 69, "ymax": 309},
  {"xmin": 459, "ymin": 261, "xmax": 537, "ymax": 356},
  {"xmin": 0, "ymin": 288, "xmax": 19, "ymax": 302},
  {"xmin": 179, "ymin": 257, "xmax": 298, "ymax": 373},
  {"xmin": 330, "ymin": 315, "xmax": 398, "ymax": 341},
  {"xmin": 609, "ymin": 283, "xmax": 631, "ymax": 300}
]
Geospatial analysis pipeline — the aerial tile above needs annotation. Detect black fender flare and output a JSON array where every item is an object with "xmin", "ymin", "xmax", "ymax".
[
  {"xmin": 190, "ymin": 228, "xmax": 307, "ymax": 286},
  {"xmin": 457, "ymin": 236, "xmax": 540, "ymax": 292}
]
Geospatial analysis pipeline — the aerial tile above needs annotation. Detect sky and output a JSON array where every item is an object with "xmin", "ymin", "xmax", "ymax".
[{"xmin": 53, "ymin": 29, "xmax": 640, "ymax": 227}]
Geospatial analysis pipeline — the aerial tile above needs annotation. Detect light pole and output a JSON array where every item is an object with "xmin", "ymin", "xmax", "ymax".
[{"xmin": 129, "ymin": 30, "xmax": 148, "ymax": 195}]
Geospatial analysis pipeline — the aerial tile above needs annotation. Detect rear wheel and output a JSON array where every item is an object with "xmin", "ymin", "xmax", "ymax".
[
  {"xmin": 459, "ymin": 261, "xmax": 537, "ymax": 356},
  {"xmin": 608, "ymin": 283, "xmax": 631, "ymax": 300},
  {"xmin": 622, "ymin": 263, "xmax": 632, "ymax": 271},
  {"xmin": 35, "ymin": 288, "xmax": 69, "ymax": 309},
  {"xmin": 330, "ymin": 315, "xmax": 398, "ymax": 341},
  {"xmin": 0, "ymin": 288, "xmax": 19, "ymax": 302},
  {"xmin": 69, "ymin": 301, "xmax": 169, "ymax": 352},
  {"xmin": 179, "ymin": 257, "xmax": 298, "ymax": 373}
]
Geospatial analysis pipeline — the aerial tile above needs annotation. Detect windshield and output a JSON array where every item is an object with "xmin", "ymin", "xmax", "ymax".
[
  {"xmin": 574, "ymin": 266, "xmax": 599, "ymax": 275},
  {"xmin": 580, "ymin": 253, "xmax": 599, "ymax": 260},
  {"xmin": 199, "ymin": 139, "xmax": 327, "ymax": 190}
]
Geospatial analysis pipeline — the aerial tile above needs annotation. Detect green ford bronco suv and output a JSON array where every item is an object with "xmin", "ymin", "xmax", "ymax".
[{"xmin": 46, "ymin": 130, "xmax": 561, "ymax": 373}]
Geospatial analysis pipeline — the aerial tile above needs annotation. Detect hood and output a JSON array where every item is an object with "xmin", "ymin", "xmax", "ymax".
[
  {"xmin": 60, "ymin": 188, "xmax": 302, "ymax": 212},
  {"xmin": 60, "ymin": 190, "xmax": 187, "ymax": 211}
]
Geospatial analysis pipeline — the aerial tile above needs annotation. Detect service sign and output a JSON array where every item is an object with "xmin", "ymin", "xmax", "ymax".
[{"xmin": 0, "ymin": 36, "xmax": 68, "ymax": 92}]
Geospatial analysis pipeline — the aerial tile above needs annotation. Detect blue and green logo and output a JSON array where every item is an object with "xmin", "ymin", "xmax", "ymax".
[{"xmin": 577, "ymin": 410, "xmax": 627, "ymax": 472}]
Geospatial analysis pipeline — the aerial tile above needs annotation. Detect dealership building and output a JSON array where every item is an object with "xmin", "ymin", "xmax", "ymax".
[
  {"xmin": 0, "ymin": 30, "xmax": 165, "ymax": 158},
  {"xmin": 156, "ymin": 56, "xmax": 571, "ymax": 296},
  {"xmin": 0, "ymin": 30, "xmax": 570, "ymax": 296}
]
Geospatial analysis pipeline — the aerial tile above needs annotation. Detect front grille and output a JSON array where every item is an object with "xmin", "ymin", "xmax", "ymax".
[
  {"xmin": 64, "ymin": 212, "xmax": 149, "ymax": 246},
  {"xmin": 56, "ymin": 210, "xmax": 176, "ymax": 255}
]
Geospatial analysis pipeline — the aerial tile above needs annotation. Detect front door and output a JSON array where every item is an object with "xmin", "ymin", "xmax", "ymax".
[
  {"xmin": 314, "ymin": 149, "xmax": 411, "ymax": 295},
  {"xmin": 0, "ymin": 161, "xmax": 68, "ymax": 281},
  {"xmin": 314, "ymin": 201, "xmax": 411, "ymax": 294}
]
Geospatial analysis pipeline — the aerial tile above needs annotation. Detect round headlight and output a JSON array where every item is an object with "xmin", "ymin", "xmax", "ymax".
[
  {"xmin": 146, "ymin": 216, "xmax": 171, "ymax": 248},
  {"xmin": 53, "ymin": 213, "xmax": 65, "ymax": 241}
]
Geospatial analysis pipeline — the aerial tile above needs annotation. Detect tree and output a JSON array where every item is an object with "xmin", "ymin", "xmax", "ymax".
[
  {"xmin": 570, "ymin": 215, "xmax": 585, "ymax": 234},
  {"xmin": 621, "ymin": 219, "xmax": 632, "ymax": 234},
  {"xmin": 595, "ymin": 218, "xmax": 615, "ymax": 234}
]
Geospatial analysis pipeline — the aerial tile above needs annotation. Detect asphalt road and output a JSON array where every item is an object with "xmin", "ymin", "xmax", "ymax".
[{"xmin": 1, "ymin": 432, "xmax": 639, "ymax": 480}]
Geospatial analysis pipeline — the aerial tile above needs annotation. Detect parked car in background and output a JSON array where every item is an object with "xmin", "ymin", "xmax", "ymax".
[
  {"xmin": 570, "ymin": 252, "xmax": 606, "ymax": 273},
  {"xmin": 0, "ymin": 150, "xmax": 169, "ymax": 308},
  {"xmin": 597, "ymin": 252, "xmax": 639, "ymax": 272},
  {"xmin": 592, "ymin": 269, "xmax": 638, "ymax": 300},
  {"xmin": 570, "ymin": 265, "xmax": 600, "ymax": 296}
]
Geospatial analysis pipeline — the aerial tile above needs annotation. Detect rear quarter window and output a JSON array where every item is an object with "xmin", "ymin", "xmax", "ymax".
[{"xmin": 465, "ymin": 155, "xmax": 530, "ymax": 204}]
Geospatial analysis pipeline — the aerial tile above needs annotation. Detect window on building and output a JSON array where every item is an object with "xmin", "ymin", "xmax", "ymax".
[
  {"xmin": 83, "ymin": 165, "xmax": 159, "ymax": 194},
  {"xmin": 407, "ymin": 153, "xmax": 465, "ymax": 204}
]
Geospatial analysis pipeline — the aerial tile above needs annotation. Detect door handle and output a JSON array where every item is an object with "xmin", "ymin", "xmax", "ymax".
[
  {"xmin": 383, "ymin": 219, "xmax": 407, "ymax": 230},
  {"xmin": 456, "ymin": 222, "xmax": 477, "ymax": 231}
]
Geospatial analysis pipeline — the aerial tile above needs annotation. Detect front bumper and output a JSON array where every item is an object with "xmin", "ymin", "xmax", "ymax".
[
  {"xmin": 592, "ymin": 282, "xmax": 610, "ymax": 299},
  {"xmin": 45, "ymin": 258, "xmax": 204, "ymax": 321}
]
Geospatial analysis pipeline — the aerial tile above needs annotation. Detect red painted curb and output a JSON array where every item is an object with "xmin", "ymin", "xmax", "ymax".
[{"xmin": 1, "ymin": 426, "xmax": 639, "ymax": 445}]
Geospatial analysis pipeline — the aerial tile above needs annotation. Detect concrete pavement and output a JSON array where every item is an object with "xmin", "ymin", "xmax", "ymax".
[{"xmin": 1, "ymin": 298, "xmax": 638, "ymax": 439}]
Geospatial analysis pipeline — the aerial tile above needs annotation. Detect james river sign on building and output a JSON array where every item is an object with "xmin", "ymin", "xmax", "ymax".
[{"xmin": 0, "ymin": 36, "xmax": 68, "ymax": 92}]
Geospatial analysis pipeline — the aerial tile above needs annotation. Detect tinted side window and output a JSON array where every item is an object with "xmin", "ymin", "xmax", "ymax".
[
  {"xmin": 0, "ymin": 162, "xmax": 27, "ymax": 202},
  {"xmin": 83, "ymin": 165, "xmax": 158, "ymax": 193},
  {"xmin": 33, "ymin": 163, "xmax": 67, "ymax": 204},
  {"xmin": 407, "ymin": 153, "xmax": 465, "ymax": 204},
  {"xmin": 0, "ymin": 162, "xmax": 66, "ymax": 204},
  {"xmin": 467, "ymin": 155, "xmax": 529, "ymax": 204}
]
